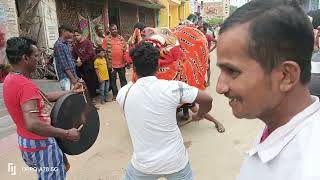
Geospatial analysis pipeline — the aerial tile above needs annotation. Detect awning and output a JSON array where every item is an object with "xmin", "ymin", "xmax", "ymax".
[
  {"xmin": 120, "ymin": 0, "xmax": 165, "ymax": 9},
  {"xmin": 169, "ymin": 0, "xmax": 181, "ymax": 6}
]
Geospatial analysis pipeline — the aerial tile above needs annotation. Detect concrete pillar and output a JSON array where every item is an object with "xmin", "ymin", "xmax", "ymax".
[
  {"xmin": 103, "ymin": 0, "xmax": 110, "ymax": 33},
  {"xmin": 170, "ymin": 5, "xmax": 179, "ymax": 28},
  {"xmin": 0, "ymin": 0, "xmax": 19, "ymax": 64},
  {"xmin": 159, "ymin": 0, "xmax": 169, "ymax": 27}
]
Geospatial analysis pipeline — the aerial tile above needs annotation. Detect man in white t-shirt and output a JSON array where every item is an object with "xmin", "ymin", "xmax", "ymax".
[
  {"xmin": 216, "ymin": 0, "xmax": 320, "ymax": 180},
  {"xmin": 117, "ymin": 42, "xmax": 213, "ymax": 179}
]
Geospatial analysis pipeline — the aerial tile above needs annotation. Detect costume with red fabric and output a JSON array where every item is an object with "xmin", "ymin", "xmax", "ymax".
[{"xmin": 131, "ymin": 27, "xmax": 209, "ymax": 90}]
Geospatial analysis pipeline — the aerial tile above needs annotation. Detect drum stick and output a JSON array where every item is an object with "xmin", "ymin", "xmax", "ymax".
[
  {"xmin": 77, "ymin": 124, "xmax": 84, "ymax": 131},
  {"xmin": 80, "ymin": 81, "xmax": 88, "ymax": 104}
]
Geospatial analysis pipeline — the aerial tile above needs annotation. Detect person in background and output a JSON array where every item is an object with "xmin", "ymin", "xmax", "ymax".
[
  {"xmin": 128, "ymin": 22, "xmax": 146, "ymax": 47},
  {"xmin": 309, "ymin": 25, "xmax": 320, "ymax": 97},
  {"xmin": 95, "ymin": 25, "xmax": 105, "ymax": 48},
  {"xmin": 216, "ymin": 0, "xmax": 320, "ymax": 179},
  {"xmin": 125, "ymin": 22, "xmax": 146, "ymax": 68},
  {"xmin": 102, "ymin": 24, "xmax": 128, "ymax": 100},
  {"xmin": 94, "ymin": 47, "xmax": 110, "ymax": 104},
  {"xmin": 73, "ymin": 29, "xmax": 99, "ymax": 106},
  {"xmin": 54, "ymin": 25, "xmax": 79, "ymax": 90},
  {"xmin": 199, "ymin": 25, "xmax": 217, "ymax": 87}
]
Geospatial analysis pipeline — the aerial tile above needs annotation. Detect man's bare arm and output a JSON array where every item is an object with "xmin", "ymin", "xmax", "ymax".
[
  {"xmin": 22, "ymin": 100, "xmax": 80, "ymax": 141},
  {"xmin": 194, "ymin": 90, "xmax": 213, "ymax": 117}
]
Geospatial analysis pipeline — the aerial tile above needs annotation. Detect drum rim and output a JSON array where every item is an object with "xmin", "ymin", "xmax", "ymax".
[{"xmin": 50, "ymin": 93, "xmax": 100, "ymax": 155}]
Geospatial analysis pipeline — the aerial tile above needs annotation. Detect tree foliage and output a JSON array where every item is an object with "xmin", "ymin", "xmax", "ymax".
[
  {"xmin": 230, "ymin": 5, "xmax": 238, "ymax": 15},
  {"xmin": 206, "ymin": 17, "xmax": 224, "ymax": 26}
]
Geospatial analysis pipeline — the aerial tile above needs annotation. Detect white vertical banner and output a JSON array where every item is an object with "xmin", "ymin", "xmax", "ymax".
[
  {"xmin": 4, "ymin": 0, "xmax": 19, "ymax": 38},
  {"xmin": 42, "ymin": 0, "xmax": 59, "ymax": 48}
]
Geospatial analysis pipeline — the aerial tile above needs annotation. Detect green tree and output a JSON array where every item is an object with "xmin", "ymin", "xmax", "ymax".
[
  {"xmin": 206, "ymin": 17, "xmax": 224, "ymax": 26},
  {"xmin": 230, "ymin": 5, "xmax": 238, "ymax": 15}
]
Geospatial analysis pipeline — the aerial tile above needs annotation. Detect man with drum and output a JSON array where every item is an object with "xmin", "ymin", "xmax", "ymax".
[{"xmin": 3, "ymin": 37, "xmax": 83, "ymax": 179}]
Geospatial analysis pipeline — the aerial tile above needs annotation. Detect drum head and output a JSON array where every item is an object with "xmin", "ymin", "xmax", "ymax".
[{"xmin": 51, "ymin": 93, "xmax": 100, "ymax": 155}]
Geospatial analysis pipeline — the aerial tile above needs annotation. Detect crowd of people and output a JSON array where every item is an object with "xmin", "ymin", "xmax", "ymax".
[
  {"xmin": 52, "ymin": 20, "xmax": 218, "ymax": 110},
  {"xmin": 3, "ymin": 0, "xmax": 320, "ymax": 179},
  {"xmin": 53, "ymin": 23, "xmax": 129, "ymax": 109}
]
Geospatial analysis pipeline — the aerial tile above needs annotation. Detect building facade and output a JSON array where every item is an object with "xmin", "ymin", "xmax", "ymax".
[
  {"xmin": 0, "ymin": 0, "xmax": 163, "ymax": 66},
  {"xmin": 0, "ymin": 0, "xmax": 19, "ymax": 64},
  {"xmin": 202, "ymin": 0, "xmax": 230, "ymax": 19},
  {"xmin": 159, "ymin": 0, "xmax": 191, "ymax": 28},
  {"xmin": 55, "ymin": 0, "xmax": 162, "ymax": 41}
]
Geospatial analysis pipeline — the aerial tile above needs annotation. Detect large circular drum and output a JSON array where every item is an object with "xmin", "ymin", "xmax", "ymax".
[{"xmin": 50, "ymin": 93, "xmax": 100, "ymax": 155}]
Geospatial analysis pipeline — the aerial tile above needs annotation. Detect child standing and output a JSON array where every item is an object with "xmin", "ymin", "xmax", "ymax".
[{"xmin": 94, "ymin": 47, "xmax": 110, "ymax": 104}]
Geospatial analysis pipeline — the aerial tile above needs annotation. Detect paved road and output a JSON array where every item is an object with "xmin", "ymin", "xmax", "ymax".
[{"xmin": 0, "ymin": 52, "xmax": 263, "ymax": 180}]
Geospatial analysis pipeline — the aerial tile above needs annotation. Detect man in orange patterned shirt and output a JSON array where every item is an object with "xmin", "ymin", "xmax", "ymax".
[{"xmin": 102, "ymin": 24, "xmax": 127, "ymax": 100}]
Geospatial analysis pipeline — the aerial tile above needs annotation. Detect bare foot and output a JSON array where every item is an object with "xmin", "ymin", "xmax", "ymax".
[{"xmin": 214, "ymin": 122, "xmax": 225, "ymax": 133}]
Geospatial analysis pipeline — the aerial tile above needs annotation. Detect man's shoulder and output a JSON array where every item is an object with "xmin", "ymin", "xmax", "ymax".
[
  {"xmin": 206, "ymin": 34, "xmax": 213, "ymax": 40},
  {"xmin": 83, "ymin": 39, "xmax": 93, "ymax": 44},
  {"xmin": 117, "ymin": 35, "xmax": 125, "ymax": 41},
  {"xmin": 116, "ymin": 82, "xmax": 134, "ymax": 104},
  {"xmin": 54, "ymin": 39, "xmax": 66, "ymax": 48},
  {"xmin": 3, "ymin": 75, "xmax": 37, "ymax": 94},
  {"xmin": 95, "ymin": 57, "xmax": 105, "ymax": 63}
]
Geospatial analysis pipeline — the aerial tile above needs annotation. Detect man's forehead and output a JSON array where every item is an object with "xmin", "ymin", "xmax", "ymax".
[{"xmin": 216, "ymin": 25, "xmax": 259, "ymax": 70}]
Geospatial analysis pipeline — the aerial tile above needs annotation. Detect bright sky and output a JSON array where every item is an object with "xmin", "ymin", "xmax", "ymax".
[
  {"xmin": 202, "ymin": 0, "xmax": 248, "ymax": 7},
  {"xmin": 230, "ymin": 0, "xmax": 248, "ymax": 7}
]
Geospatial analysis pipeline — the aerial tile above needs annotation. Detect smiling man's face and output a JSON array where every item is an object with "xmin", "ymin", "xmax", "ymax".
[{"xmin": 216, "ymin": 24, "xmax": 282, "ymax": 119}]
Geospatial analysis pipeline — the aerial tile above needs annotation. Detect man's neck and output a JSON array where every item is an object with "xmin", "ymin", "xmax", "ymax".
[
  {"xmin": 260, "ymin": 86, "xmax": 313, "ymax": 133},
  {"xmin": 136, "ymin": 74, "xmax": 156, "ymax": 80},
  {"xmin": 79, "ymin": 38, "xmax": 85, "ymax": 43},
  {"xmin": 112, "ymin": 34, "xmax": 118, "ymax": 38},
  {"xmin": 11, "ymin": 66, "xmax": 29, "ymax": 77},
  {"xmin": 60, "ymin": 36, "xmax": 67, "ymax": 42}
]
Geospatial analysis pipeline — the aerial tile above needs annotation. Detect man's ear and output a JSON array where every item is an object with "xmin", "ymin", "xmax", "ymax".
[
  {"xmin": 277, "ymin": 61, "xmax": 301, "ymax": 92},
  {"xmin": 22, "ymin": 54, "xmax": 29, "ymax": 64}
]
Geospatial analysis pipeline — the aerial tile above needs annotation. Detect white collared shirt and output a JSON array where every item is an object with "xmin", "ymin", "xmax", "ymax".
[
  {"xmin": 116, "ymin": 76, "xmax": 198, "ymax": 174},
  {"xmin": 237, "ymin": 96, "xmax": 320, "ymax": 180}
]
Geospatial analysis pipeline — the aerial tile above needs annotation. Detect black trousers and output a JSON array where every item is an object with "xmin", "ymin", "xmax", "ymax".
[
  {"xmin": 109, "ymin": 67, "xmax": 127, "ymax": 96},
  {"xmin": 76, "ymin": 63, "xmax": 99, "ymax": 99}
]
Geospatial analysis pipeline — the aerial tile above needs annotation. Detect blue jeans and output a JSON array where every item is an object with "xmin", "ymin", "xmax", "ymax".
[
  {"xmin": 100, "ymin": 80, "xmax": 109, "ymax": 102},
  {"xmin": 59, "ymin": 77, "xmax": 71, "ymax": 91},
  {"xmin": 124, "ymin": 162, "xmax": 194, "ymax": 180}
]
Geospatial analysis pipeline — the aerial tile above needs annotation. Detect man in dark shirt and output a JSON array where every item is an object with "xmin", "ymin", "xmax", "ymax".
[{"xmin": 73, "ymin": 29, "xmax": 99, "ymax": 104}]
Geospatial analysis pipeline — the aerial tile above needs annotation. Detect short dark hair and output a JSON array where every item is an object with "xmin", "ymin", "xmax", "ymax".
[
  {"xmin": 110, "ymin": 24, "xmax": 117, "ymax": 28},
  {"xmin": 134, "ymin": 22, "xmax": 146, "ymax": 31},
  {"xmin": 6, "ymin": 37, "xmax": 37, "ymax": 65},
  {"xmin": 74, "ymin": 29, "xmax": 83, "ymax": 34},
  {"xmin": 95, "ymin": 46, "xmax": 104, "ymax": 54},
  {"xmin": 308, "ymin": 10, "xmax": 320, "ymax": 29},
  {"xmin": 199, "ymin": 25, "xmax": 208, "ymax": 32},
  {"xmin": 58, "ymin": 25, "xmax": 74, "ymax": 36},
  {"xmin": 220, "ymin": 0, "xmax": 314, "ymax": 84},
  {"xmin": 129, "ymin": 42, "xmax": 160, "ymax": 77}
]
